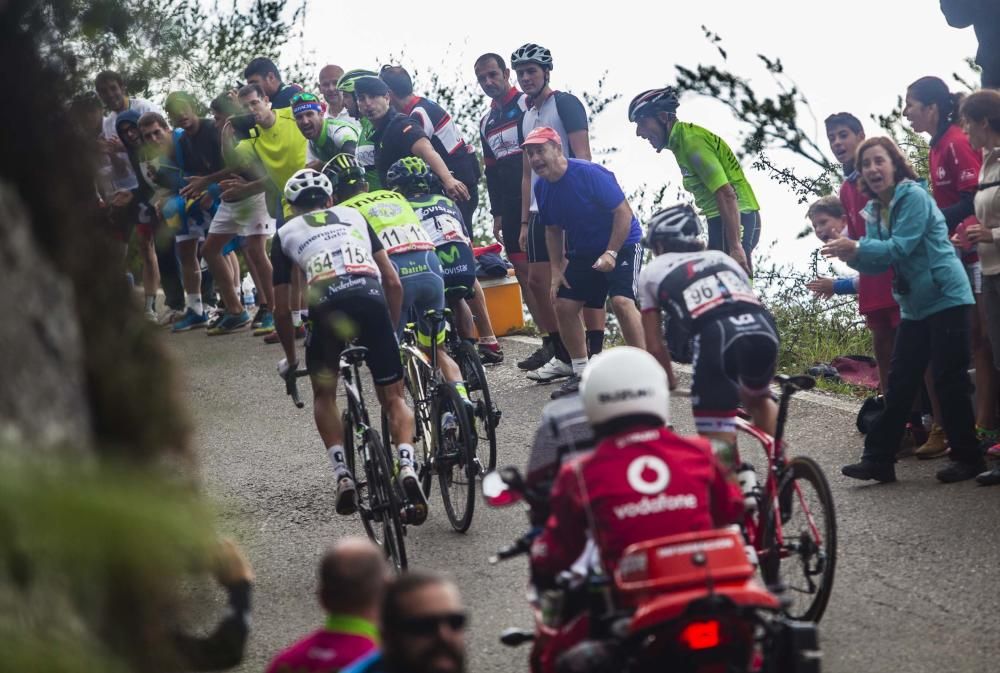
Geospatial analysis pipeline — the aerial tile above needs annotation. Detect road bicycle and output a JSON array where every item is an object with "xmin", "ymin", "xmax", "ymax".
[{"xmin": 284, "ymin": 347, "xmax": 409, "ymax": 571}]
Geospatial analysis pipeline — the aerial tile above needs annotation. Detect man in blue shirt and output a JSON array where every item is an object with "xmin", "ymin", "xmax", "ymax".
[{"xmin": 526, "ymin": 126, "xmax": 646, "ymax": 398}]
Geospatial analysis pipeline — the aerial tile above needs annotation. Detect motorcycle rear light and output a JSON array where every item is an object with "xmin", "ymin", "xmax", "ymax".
[{"xmin": 679, "ymin": 620, "xmax": 722, "ymax": 650}]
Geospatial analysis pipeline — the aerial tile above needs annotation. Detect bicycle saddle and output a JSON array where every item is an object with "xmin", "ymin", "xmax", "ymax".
[{"xmin": 341, "ymin": 345, "xmax": 369, "ymax": 365}]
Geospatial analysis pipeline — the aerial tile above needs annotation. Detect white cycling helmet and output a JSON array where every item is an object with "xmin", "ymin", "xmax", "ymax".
[
  {"xmin": 284, "ymin": 168, "xmax": 333, "ymax": 205},
  {"xmin": 581, "ymin": 347, "xmax": 670, "ymax": 428},
  {"xmin": 511, "ymin": 43, "xmax": 553, "ymax": 70}
]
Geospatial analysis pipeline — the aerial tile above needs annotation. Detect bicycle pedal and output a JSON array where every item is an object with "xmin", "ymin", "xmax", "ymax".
[{"xmin": 402, "ymin": 503, "xmax": 428, "ymax": 526}]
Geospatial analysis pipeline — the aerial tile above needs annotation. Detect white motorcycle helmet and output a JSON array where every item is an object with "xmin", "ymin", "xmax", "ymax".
[{"xmin": 580, "ymin": 347, "xmax": 670, "ymax": 429}]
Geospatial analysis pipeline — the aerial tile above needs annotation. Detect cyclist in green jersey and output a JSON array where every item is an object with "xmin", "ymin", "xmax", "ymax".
[
  {"xmin": 336, "ymin": 69, "xmax": 378, "ymax": 120},
  {"xmin": 291, "ymin": 92, "xmax": 359, "ymax": 167},
  {"xmin": 628, "ymin": 87, "xmax": 761, "ymax": 276}
]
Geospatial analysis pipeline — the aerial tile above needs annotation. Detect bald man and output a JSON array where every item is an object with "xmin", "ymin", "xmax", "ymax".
[
  {"xmin": 319, "ymin": 64, "xmax": 348, "ymax": 120},
  {"xmin": 266, "ymin": 537, "xmax": 387, "ymax": 673}
]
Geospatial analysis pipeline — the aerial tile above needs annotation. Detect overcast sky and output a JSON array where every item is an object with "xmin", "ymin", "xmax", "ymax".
[{"xmin": 289, "ymin": 0, "xmax": 978, "ymax": 271}]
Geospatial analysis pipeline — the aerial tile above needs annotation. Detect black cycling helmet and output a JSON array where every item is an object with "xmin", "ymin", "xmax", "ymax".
[
  {"xmin": 628, "ymin": 87, "xmax": 680, "ymax": 123},
  {"xmin": 322, "ymin": 153, "xmax": 367, "ymax": 194},
  {"xmin": 511, "ymin": 43, "xmax": 553, "ymax": 70},
  {"xmin": 642, "ymin": 203, "xmax": 702, "ymax": 252},
  {"xmin": 337, "ymin": 69, "xmax": 378, "ymax": 93},
  {"xmin": 386, "ymin": 156, "xmax": 436, "ymax": 195}
]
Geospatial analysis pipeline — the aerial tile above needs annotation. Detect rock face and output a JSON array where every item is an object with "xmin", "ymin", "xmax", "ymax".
[{"xmin": 0, "ymin": 181, "xmax": 92, "ymax": 449}]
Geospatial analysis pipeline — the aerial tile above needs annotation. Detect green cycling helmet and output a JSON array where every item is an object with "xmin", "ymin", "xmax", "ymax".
[
  {"xmin": 322, "ymin": 152, "xmax": 366, "ymax": 192},
  {"xmin": 337, "ymin": 69, "xmax": 378, "ymax": 93},
  {"xmin": 386, "ymin": 156, "xmax": 435, "ymax": 194}
]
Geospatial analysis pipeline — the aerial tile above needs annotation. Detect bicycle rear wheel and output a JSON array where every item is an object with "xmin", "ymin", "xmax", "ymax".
[
  {"xmin": 761, "ymin": 456, "xmax": 836, "ymax": 622},
  {"xmin": 364, "ymin": 428, "xmax": 408, "ymax": 572},
  {"xmin": 433, "ymin": 383, "xmax": 476, "ymax": 532},
  {"xmin": 402, "ymin": 349, "xmax": 435, "ymax": 496},
  {"xmin": 455, "ymin": 340, "xmax": 498, "ymax": 474}
]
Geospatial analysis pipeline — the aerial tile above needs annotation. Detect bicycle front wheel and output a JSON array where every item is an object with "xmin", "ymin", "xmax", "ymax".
[
  {"xmin": 433, "ymin": 383, "xmax": 477, "ymax": 533},
  {"xmin": 365, "ymin": 428, "xmax": 408, "ymax": 572},
  {"xmin": 762, "ymin": 456, "xmax": 837, "ymax": 622},
  {"xmin": 455, "ymin": 340, "xmax": 498, "ymax": 474},
  {"xmin": 344, "ymin": 410, "xmax": 375, "ymax": 542},
  {"xmin": 403, "ymin": 349, "xmax": 435, "ymax": 497}
]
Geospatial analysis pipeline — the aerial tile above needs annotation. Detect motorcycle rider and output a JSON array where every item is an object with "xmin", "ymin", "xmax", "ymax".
[{"xmin": 530, "ymin": 346, "xmax": 744, "ymax": 586}]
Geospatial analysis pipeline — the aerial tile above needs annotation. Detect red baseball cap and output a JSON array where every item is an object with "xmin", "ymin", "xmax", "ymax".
[{"xmin": 521, "ymin": 126, "xmax": 562, "ymax": 147}]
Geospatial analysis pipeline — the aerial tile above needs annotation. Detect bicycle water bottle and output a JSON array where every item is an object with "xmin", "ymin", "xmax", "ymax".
[{"xmin": 736, "ymin": 462, "xmax": 758, "ymax": 512}]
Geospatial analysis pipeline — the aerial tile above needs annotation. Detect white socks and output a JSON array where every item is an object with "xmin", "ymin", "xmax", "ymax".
[
  {"xmin": 144, "ymin": 295, "xmax": 156, "ymax": 312},
  {"xmin": 292, "ymin": 310, "xmax": 303, "ymax": 327},
  {"xmin": 398, "ymin": 443, "xmax": 414, "ymax": 467},
  {"xmin": 571, "ymin": 357, "xmax": 589, "ymax": 376},
  {"xmin": 186, "ymin": 293, "xmax": 204, "ymax": 316},
  {"xmin": 327, "ymin": 444, "xmax": 349, "ymax": 477}
]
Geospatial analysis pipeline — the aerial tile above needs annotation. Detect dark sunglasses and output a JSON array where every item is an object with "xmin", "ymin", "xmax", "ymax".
[{"xmin": 396, "ymin": 612, "xmax": 467, "ymax": 636}]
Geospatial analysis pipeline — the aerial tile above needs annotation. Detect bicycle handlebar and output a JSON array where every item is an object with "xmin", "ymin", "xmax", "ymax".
[{"xmin": 283, "ymin": 366, "xmax": 310, "ymax": 409}]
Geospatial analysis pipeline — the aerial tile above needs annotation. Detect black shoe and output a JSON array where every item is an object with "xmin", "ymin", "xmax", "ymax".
[
  {"xmin": 478, "ymin": 342, "xmax": 504, "ymax": 365},
  {"xmin": 518, "ymin": 342, "xmax": 553, "ymax": 371},
  {"xmin": 936, "ymin": 459, "xmax": 987, "ymax": 484},
  {"xmin": 976, "ymin": 467, "xmax": 1000, "ymax": 486},
  {"xmin": 841, "ymin": 459, "xmax": 896, "ymax": 483},
  {"xmin": 550, "ymin": 374, "xmax": 581, "ymax": 400}
]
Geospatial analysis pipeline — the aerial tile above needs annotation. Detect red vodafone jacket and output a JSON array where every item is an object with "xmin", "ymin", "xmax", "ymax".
[{"xmin": 530, "ymin": 425, "xmax": 743, "ymax": 583}]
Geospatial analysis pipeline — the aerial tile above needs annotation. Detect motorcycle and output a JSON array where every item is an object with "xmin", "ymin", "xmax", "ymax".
[{"xmin": 482, "ymin": 397, "xmax": 822, "ymax": 673}]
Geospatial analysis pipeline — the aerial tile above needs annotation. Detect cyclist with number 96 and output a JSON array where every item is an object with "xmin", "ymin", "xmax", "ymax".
[
  {"xmin": 637, "ymin": 204, "xmax": 780, "ymax": 456},
  {"xmin": 272, "ymin": 168, "xmax": 423, "ymax": 521}
]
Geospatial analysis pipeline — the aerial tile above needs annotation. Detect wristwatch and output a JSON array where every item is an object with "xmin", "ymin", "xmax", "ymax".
[{"xmin": 604, "ymin": 249, "xmax": 618, "ymax": 259}]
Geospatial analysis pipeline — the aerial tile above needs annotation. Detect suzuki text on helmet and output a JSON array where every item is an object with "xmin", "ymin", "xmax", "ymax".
[{"xmin": 581, "ymin": 347, "xmax": 670, "ymax": 433}]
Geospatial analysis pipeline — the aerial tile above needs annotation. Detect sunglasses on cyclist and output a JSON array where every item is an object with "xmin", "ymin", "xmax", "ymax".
[{"xmin": 395, "ymin": 612, "xmax": 468, "ymax": 636}]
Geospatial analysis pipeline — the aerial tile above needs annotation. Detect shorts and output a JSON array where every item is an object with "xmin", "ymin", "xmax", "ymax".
[
  {"xmin": 134, "ymin": 201, "xmax": 156, "ymax": 239},
  {"xmin": 706, "ymin": 210, "xmax": 762, "ymax": 277},
  {"xmin": 966, "ymin": 260, "xmax": 983, "ymax": 295},
  {"xmin": 392, "ymin": 250, "xmax": 446, "ymax": 346},
  {"xmin": 306, "ymin": 276, "xmax": 403, "ymax": 386},
  {"xmin": 690, "ymin": 310, "xmax": 779, "ymax": 434},
  {"xmin": 209, "ymin": 194, "xmax": 275, "ymax": 238},
  {"xmin": 556, "ymin": 244, "xmax": 642, "ymax": 309},
  {"xmin": 864, "ymin": 305, "xmax": 901, "ymax": 331},
  {"xmin": 162, "ymin": 194, "xmax": 210, "ymax": 243},
  {"xmin": 436, "ymin": 242, "xmax": 476, "ymax": 300},
  {"xmin": 526, "ymin": 212, "xmax": 549, "ymax": 263}
]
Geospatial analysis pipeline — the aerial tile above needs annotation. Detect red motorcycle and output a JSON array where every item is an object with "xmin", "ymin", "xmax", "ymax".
[{"xmin": 485, "ymin": 462, "xmax": 822, "ymax": 673}]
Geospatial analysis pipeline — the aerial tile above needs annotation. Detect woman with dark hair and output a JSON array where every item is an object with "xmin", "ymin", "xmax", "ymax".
[
  {"xmin": 823, "ymin": 137, "xmax": 984, "ymax": 484},
  {"xmin": 904, "ymin": 76, "xmax": 996, "ymax": 457},
  {"xmin": 961, "ymin": 90, "xmax": 1000, "ymax": 484}
]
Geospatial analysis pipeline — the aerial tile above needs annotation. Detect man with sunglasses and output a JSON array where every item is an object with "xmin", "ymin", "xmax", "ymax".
[{"xmin": 344, "ymin": 572, "xmax": 467, "ymax": 673}]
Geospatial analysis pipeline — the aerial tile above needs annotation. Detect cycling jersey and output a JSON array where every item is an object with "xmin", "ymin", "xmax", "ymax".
[
  {"xmin": 523, "ymin": 90, "xmax": 589, "ymax": 214},
  {"xmin": 408, "ymin": 192, "xmax": 476, "ymax": 295},
  {"xmin": 666, "ymin": 122, "xmax": 759, "ymax": 218},
  {"xmin": 306, "ymin": 115, "xmax": 361, "ymax": 165},
  {"xmin": 339, "ymin": 189, "xmax": 436, "ymax": 256},
  {"xmin": 402, "ymin": 96, "xmax": 480, "ymax": 184},
  {"xmin": 931, "ymin": 124, "xmax": 981, "ymax": 266},
  {"xmin": 233, "ymin": 108, "xmax": 307, "ymax": 219},
  {"xmin": 480, "ymin": 88, "xmax": 529, "ymax": 213},
  {"xmin": 637, "ymin": 250, "xmax": 762, "ymax": 329},
  {"xmin": 271, "ymin": 205, "xmax": 383, "ymax": 288},
  {"xmin": 266, "ymin": 614, "xmax": 378, "ymax": 673},
  {"xmin": 531, "ymin": 425, "xmax": 743, "ymax": 583}
]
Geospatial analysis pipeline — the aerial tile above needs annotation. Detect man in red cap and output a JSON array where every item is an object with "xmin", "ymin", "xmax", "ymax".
[{"xmin": 523, "ymin": 127, "xmax": 646, "ymax": 398}]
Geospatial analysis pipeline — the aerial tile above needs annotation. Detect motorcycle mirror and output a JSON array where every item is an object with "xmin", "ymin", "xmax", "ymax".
[
  {"xmin": 499, "ymin": 628, "xmax": 535, "ymax": 647},
  {"xmin": 482, "ymin": 471, "xmax": 523, "ymax": 507}
]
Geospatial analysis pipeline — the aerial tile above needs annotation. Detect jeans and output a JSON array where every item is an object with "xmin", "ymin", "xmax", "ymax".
[{"xmin": 863, "ymin": 305, "xmax": 978, "ymax": 463}]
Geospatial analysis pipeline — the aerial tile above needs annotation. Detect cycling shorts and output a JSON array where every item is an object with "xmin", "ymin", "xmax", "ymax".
[
  {"xmin": 556, "ymin": 244, "xmax": 642, "ymax": 309},
  {"xmin": 526, "ymin": 212, "xmax": 549, "ymax": 263},
  {"xmin": 498, "ymin": 197, "xmax": 525, "ymax": 260},
  {"xmin": 306, "ymin": 276, "xmax": 403, "ymax": 386},
  {"xmin": 392, "ymin": 250, "xmax": 446, "ymax": 346},
  {"xmin": 706, "ymin": 210, "xmax": 761, "ymax": 277},
  {"xmin": 436, "ymin": 242, "xmax": 476, "ymax": 300},
  {"xmin": 690, "ymin": 309, "xmax": 779, "ymax": 434}
]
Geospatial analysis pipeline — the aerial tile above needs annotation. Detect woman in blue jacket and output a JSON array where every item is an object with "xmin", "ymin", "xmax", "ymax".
[{"xmin": 823, "ymin": 136, "xmax": 985, "ymax": 484}]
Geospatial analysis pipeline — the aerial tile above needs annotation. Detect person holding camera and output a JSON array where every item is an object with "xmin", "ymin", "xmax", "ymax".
[{"xmin": 823, "ymin": 136, "xmax": 985, "ymax": 484}]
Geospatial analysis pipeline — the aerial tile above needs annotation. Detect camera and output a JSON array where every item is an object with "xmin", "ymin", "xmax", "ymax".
[{"xmin": 229, "ymin": 113, "xmax": 257, "ymax": 139}]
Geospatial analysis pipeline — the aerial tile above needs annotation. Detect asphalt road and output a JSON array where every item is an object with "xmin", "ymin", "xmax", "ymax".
[{"xmin": 171, "ymin": 331, "xmax": 1000, "ymax": 673}]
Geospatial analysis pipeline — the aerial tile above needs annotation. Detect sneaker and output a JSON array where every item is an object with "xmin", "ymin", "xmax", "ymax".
[
  {"xmin": 398, "ymin": 464, "xmax": 428, "ymax": 525},
  {"xmin": 252, "ymin": 307, "xmax": 275, "ymax": 336},
  {"xmin": 207, "ymin": 310, "xmax": 252, "ymax": 335},
  {"xmin": 841, "ymin": 459, "xmax": 896, "ymax": 483},
  {"xmin": 478, "ymin": 342, "xmax": 504, "ymax": 365},
  {"xmin": 157, "ymin": 308, "xmax": 185, "ymax": 326},
  {"xmin": 916, "ymin": 424, "xmax": 949, "ymax": 460},
  {"xmin": 207, "ymin": 309, "xmax": 226, "ymax": 330},
  {"xmin": 517, "ymin": 342, "xmax": 553, "ymax": 371},
  {"xmin": 936, "ymin": 459, "xmax": 987, "ymax": 484},
  {"xmin": 171, "ymin": 308, "xmax": 209, "ymax": 332},
  {"xmin": 550, "ymin": 374, "xmax": 581, "ymax": 399},
  {"xmin": 263, "ymin": 330, "xmax": 280, "ymax": 344},
  {"xmin": 144, "ymin": 309, "xmax": 158, "ymax": 323},
  {"xmin": 334, "ymin": 475, "xmax": 358, "ymax": 515},
  {"xmin": 526, "ymin": 357, "xmax": 572, "ymax": 382},
  {"xmin": 976, "ymin": 467, "xmax": 1000, "ymax": 486},
  {"xmin": 986, "ymin": 442, "xmax": 1000, "ymax": 458}
]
